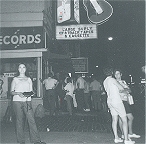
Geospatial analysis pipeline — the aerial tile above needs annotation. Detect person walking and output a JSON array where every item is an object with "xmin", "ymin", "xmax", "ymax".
[
  {"xmin": 90, "ymin": 76, "xmax": 102, "ymax": 111},
  {"xmin": 41, "ymin": 73, "xmax": 58, "ymax": 116},
  {"xmin": 11, "ymin": 63, "xmax": 45, "ymax": 144},
  {"xmin": 75, "ymin": 74, "xmax": 85, "ymax": 112},
  {"xmin": 103, "ymin": 66, "xmax": 135, "ymax": 144},
  {"xmin": 64, "ymin": 77, "xmax": 75, "ymax": 115},
  {"xmin": 114, "ymin": 69, "xmax": 140, "ymax": 139},
  {"xmin": 83, "ymin": 77, "xmax": 91, "ymax": 112}
]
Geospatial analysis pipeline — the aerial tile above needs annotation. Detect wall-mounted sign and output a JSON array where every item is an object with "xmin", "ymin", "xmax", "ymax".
[
  {"xmin": 56, "ymin": 24, "xmax": 97, "ymax": 40},
  {"xmin": 0, "ymin": 27, "xmax": 44, "ymax": 50},
  {"xmin": 71, "ymin": 57, "xmax": 88, "ymax": 73},
  {"xmin": 83, "ymin": 0, "xmax": 113, "ymax": 25}
]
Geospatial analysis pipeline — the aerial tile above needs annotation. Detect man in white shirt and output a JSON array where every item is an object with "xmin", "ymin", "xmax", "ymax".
[
  {"xmin": 75, "ymin": 74, "xmax": 85, "ymax": 111},
  {"xmin": 42, "ymin": 73, "xmax": 58, "ymax": 116},
  {"xmin": 103, "ymin": 67, "xmax": 135, "ymax": 144}
]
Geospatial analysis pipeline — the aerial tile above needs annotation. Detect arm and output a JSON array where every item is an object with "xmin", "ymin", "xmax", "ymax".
[
  {"xmin": 122, "ymin": 81, "xmax": 132, "ymax": 93},
  {"xmin": 112, "ymin": 78, "xmax": 126, "ymax": 93},
  {"xmin": 29, "ymin": 78, "xmax": 33, "ymax": 92},
  {"xmin": 53, "ymin": 81, "xmax": 59, "ymax": 89},
  {"xmin": 39, "ymin": 78, "xmax": 44, "ymax": 84}
]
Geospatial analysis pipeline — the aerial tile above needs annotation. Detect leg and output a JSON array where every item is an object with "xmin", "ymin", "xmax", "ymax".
[
  {"xmin": 118, "ymin": 117, "xmax": 124, "ymax": 136},
  {"xmin": 50, "ymin": 90, "xmax": 56, "ymax": 115},
  {"xmin": 97, "ymin": 92, "xmax": 102, "ymax": 110},
  {"xmin": 75, "ymin": 90, "xmax": 82, "ymax": 111},
  {"xmin": 127, "ymin": 113, "xmax": 134, "ymax": 135},
  {"xmin": 66, "ymin": 95, "xmax": 73, "ymax": 115},
  {"xmin": 13, "ymin": 101, "xmax": 25, "ymax": 143},
  {"xmin": 112, "ymin": 115, "xmax": 119, "ymax": 139},
  {"xmin": 23, "ymin": 102, "xmax": 41, "ymax": 143},
  {"xmin": 84, "ymin": 93, "xmax": 89, "ymax": 109},
  {"xmin": 120, "ymin": 116, "xmax": 128, "ymax": 140},
  {"xmin": 92, "ymin": 91, "xmax": 97, "ymax": 110}
]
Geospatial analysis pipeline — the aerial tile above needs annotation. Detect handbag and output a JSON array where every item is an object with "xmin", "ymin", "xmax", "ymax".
[{"xmin": 127, "ymin": 94, "xmax": 134, "ymax": 105}]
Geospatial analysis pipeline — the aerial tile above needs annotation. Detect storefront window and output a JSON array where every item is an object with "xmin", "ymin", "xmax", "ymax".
[{"xmin": 0, "ymin": 58, "xmax": 37, "ymax": 99}]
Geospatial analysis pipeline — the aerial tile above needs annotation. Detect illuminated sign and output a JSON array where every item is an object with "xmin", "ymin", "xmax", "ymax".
[
  {"xmin": 71, "ymin": 57, "xmax": 88, "ymax": 73},
  {"xmin": 0, "ymin": 27, "xmax": 44, "ymax": 50},
  {"xmin": 56, "ymin": 24, "xmax": 97, "ymax": 40}
]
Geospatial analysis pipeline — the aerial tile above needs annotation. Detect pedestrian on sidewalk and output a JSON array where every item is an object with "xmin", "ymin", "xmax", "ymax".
[
  {"xmin": 75, "ymin": 74, "xmax": 86, "ymax": 112},
  {"xmin": 83, "ymin": 77, "xmax": 91, "ymax": 112},
  {"xmin": 103, "ymin": 66, "xmax": 135, "ymax": 144},
  {"xmin": 11, "ymin": 63, "xmax": 45, "ymax": 144},
  {"xmin": 90, "ymin": 76, "xmax": 102, "ymax": 111},
  {"xmin": 64, "ymin": 77, "xmax": 75, "ymax": 115},
  {"xmin": 40, "ymin": 72, "xmax": 58, "ymax": 116},
  {"xmin": 114, "ymin": 69, "xmax": 140, "ymax": 139}
]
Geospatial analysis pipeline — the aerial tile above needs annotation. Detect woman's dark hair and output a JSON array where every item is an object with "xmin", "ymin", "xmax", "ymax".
[
  {"xmin": 48, "ymin": 73, "xmax": 53, "ymax": 77},
  {"xmin": 15, "ymin": 63, "xmax": 29, "ymax": 77},
  {"xmin": 113, "ymin": 69, "xmax": 123, "ymax": 76},
  {"xmin": 66, "ymin": 77, "xmax": 72, "ymax": 83}
]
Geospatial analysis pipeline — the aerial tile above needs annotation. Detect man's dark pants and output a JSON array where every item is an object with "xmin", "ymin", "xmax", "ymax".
[
  {"xmin": 75, "ymin": 89, "xmax": 84, "ymax": 111},
  {"xmin": 46, "ymin": 89, "xmax": 56, "ymax": 115}
]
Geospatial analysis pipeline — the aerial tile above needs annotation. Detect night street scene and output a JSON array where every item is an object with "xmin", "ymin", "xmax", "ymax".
[{"xmin": 0, "ymin": 0, "xmax": 145, "ymax": 144}]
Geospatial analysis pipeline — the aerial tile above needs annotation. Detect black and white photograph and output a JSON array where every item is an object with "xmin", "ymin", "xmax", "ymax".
[{"xmin": 0, "ymin": 0, "xmax": 145, "ymax": 144}]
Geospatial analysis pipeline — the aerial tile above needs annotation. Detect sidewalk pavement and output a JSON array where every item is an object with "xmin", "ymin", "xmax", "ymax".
[{"xmin": 0, "ymin": 110, "xmax": 145, "ymax": 144}]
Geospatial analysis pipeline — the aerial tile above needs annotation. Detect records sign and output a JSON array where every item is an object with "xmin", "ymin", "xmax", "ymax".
[
  {"xmin": 71, "ymin": 58, "xmax": 88, "ymax": 73},
  {"xmin": 0, "ymin": 27, "xmax": 44, "ymax": 50},
  {"xmin": 56, "ymin": 24, "xmax": 97, "ymax": 40}
]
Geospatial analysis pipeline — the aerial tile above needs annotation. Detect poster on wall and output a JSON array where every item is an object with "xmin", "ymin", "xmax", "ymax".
[
  {"xmin": 0, "ymin": 75, "xmax": 8, "ymax": 99},
  {"xmin": 71, "ymin": 57, "xmax": 88, "ymax": 73}
]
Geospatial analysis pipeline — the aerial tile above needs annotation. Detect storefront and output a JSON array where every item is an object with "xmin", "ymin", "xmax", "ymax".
[{"xmin": 0, "ymin": 26, "xmax": 47, "ymax": 120}]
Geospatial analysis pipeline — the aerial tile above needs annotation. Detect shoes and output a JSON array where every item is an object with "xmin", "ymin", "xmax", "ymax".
[
  {"xmin": 83, "ymin": 108, "xmax": 90, "ymax": 112},
  {"xmin": 114, "ymin": 138, "xmax": 123, "ymax": 143},
  {"xmin": 124, "ymin": 140, "xmax": 135, "ymax": 144},
  {"xmin": 128, "ymin": 133, "xmax": 141, "ymax": 138},
  {"xmin": 121, "ymin": 135, "xmax": 124, "ymax": 139},
  {"xmin": 121, "ymin": 135, "xmax": 131, "ymax": 140},
  {"xmin": 34, "ymin": 141, "xmax": 46, "ymax": 144}
]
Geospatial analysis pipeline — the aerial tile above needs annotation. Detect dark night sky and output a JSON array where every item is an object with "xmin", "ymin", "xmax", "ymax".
[{"xmin": 79, "ymin": 0, "xmax": 145, "ymax": 81}]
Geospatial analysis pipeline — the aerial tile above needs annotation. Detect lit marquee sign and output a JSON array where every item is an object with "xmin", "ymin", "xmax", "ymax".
[
  {"xmin": 56, "ymin": 24, "xmax": 97, "ymax": 40},
  {"xmin": 0, "ymin": 27, "xmax": 44, "ymax": 50}
]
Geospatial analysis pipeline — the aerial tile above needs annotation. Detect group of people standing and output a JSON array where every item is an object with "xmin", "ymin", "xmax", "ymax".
[
  {"xmin": 42, "ymin": 73, "xmax": 105, "ymax": 116},
  {"xmin": 9, "ymin": 63, "xmax": 142, "ymax": 144}
]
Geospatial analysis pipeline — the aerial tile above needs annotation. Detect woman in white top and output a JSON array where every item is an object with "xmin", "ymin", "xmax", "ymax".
[
  {"xmin": 11, "ymin": 63, "xmax": 45, "ymax": 144},
  {"xmin": 114, "ymin": 69, "xmax": 140, "ymax": 139}
]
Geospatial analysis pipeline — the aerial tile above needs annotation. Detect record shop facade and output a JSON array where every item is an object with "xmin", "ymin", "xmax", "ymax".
[{"xmin": 0, "ymin": 0, "xmax": 69, "ymax": 121}]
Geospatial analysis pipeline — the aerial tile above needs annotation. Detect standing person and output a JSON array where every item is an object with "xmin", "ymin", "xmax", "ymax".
[
  {"xmin": 11, "ymin": 63, "xmax": 45, "ymax": 144},
  {"xmin": 103, "ymin": 67, "xmax": 135, "ymax": 144},
  {"xmin": 41, "ymin": 73, "xmax": 58, "ymax": 116},
  {"xmin": 75, "ymin": 74, "xmax": 85, "ymax": 112},
  {"xmin": 114, "ymin": 69, "xmax": 140, "ymax": 139},
  {"xmin": 90, "ymin": 76, "xmax": 102, "ymax": 111},
  {"xmin": 0, "ymin": 79, "xmax": 4, "ymax": 95},
  {"xmin": 64, "ymin": 77, "xmax": 75, "ymax": 115},
  {"xmin": 83, "ymin": 77, "xmax": 90, "ymax": 112}
]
